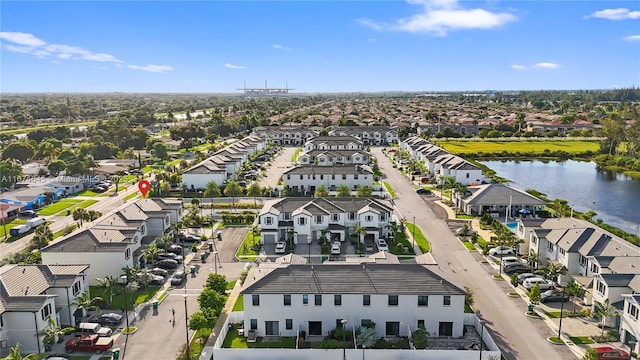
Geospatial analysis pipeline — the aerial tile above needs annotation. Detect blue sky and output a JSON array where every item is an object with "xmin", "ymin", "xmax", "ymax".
[{"xmin": 1, "ymin": 1, "xmax": 639, "ymax": 93}]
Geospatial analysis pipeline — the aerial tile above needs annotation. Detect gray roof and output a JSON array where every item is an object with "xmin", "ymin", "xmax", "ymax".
[
  {"xmin": 306, "ymin": 136, "xmax": 363, "ymax": 145},
  {"xmin": 260, "ymin": 197, "xmax": 393, "ymax": 217},
  {"xmin": 283, "ymin": 164, "xmax": 373, "ymax": 176},
  {"xmin": 241, "ymin": 263, "xmax": 465, "ymax": 296},
  {"xmin": 463, "ymin": 183, "xmax": 546, "ymax": 207},
  {"xmin": 599, "ymin": 273, "xmax": 636, "ymax": 287},
  {"xmin": 42, "ymin": 228, "xmax": 132, "ymax": 253}
]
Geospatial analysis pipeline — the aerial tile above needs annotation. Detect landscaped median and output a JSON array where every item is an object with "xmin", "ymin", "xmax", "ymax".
[
  {"xmin": 383, "ymin": 181, "xmax": 397, "ymax": 199},
  {"xmin": 404, "ymin": 222, "xmax": 430, "ymax": 253},
  {"xmin": 235, "ymin": 230, "xmax": 260, "ymax": 261}
]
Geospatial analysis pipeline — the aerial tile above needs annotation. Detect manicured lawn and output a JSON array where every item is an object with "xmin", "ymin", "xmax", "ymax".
[
  {"xmin": 0, "ymin": 218, "xmax": 27, "ymax": 237},
  {"xmin": 383, "ymin": 181, "xmax": 397, "ymax": 199},
  {"xmin": 548, "ymin": 337, "xmax": 563, "ymax": 344},
  {"xmin": 38, "ymin": 199, "xmax": 82, "ymax": 215},
  {"xmin": 438, "ymin": 140, "xmax": 600, "ymax": 155},
  {"xmin": 53, "ymin": 224, "xmax": 78, "ymax": 239},
  {"xmin": 123, "ymin": 192, "xmax": 139, "ymax": 201},
  {"xmin": 190, "ymin": 328, "xmax": 213, "ymax": 358},
  {"xmin": 222, "ymin": 329, "xmax": 296, "ymax": 348},
  {"xmin": 236, "ymin": 232, "xmax": 260, "ymax": 261},
  {"xmin": 75, "ymin": 190, "xmax": 99, "ymax": 197},
  {"xmin": 545, "ymin": 311, "xmax": 572, "ymax": 318},
  {"xmin": 390, "ymin": 230, "xmax": 415, "ymax": 256},
  {"xmin": 226, "ymin": 280, "xmax": 237, "ymax": 290},
  {"xmin": 456, "ymin": 214, "xmax": 475, "ymax": 219},
  {"xmin": 405, "ymin": 222, "xmax": 430, "ymax": 253},
  {"xmin": 66, "ymin": 200, "xmax": 98, "ymax": 213},
  {"xmin": 89, "ymin": 285, "xmax": 159, "ymax": 310},
  {"xmin": 232, "ymin": 294, "xmax": 244, "ymax": 311},
  {"xmin": 462, "ymin": 241, "xmax": 476, "ymax": 251},
  {"xmin": 569, "ymin": 336, "xmax": 595, "ymax": 345}
]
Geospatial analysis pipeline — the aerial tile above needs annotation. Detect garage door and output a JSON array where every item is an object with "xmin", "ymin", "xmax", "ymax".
[{"xmin": 262, "ymin": 234, "xmax": 276, "ymax": 244}]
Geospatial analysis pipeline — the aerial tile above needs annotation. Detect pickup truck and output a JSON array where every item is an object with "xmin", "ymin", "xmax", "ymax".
[{"xmin": 65, "ymin": 334, "xmax": 113, "ymax": 354}]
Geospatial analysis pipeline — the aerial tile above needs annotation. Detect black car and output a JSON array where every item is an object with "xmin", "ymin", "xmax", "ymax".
[
  {"xmin": 416, "ymin": 188, "xmax": 431, "ymax": 195},
  {"xmin": 167, "ymin": 245, "xmax": 183, "ymax": 255},
  {"xmin": 148, "ymin": 267, "xmax": 168, "ymax": 277},
  {"xmin": 170, "ymin": 271, "xmax": 186, "ymax": 286},
  {"xmin": 540, "ymin": 290, "xmax": 570, "ymax": 303},
  {"xmin": 178, "ymin": 234, "xmax": 201, "ymax": 243},
  {"xmin": 88, "ymin": 312, "xmax": 123, "ymax": 326},
  {"xmin": 154, "ymin": 259, "xmax": 179, "ymax": 269},
  {"xmin": 503, "ymin": 264, "xmax": 532, "ymax": 275}
]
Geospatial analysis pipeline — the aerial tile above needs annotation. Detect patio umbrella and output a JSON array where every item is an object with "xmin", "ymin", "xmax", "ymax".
[{"xmin": 519, "ymin": 208, "xmax": 531, "ymax": 214}]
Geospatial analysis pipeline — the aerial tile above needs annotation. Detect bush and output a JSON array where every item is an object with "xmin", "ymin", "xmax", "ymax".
[{"xmin": 318, "ymin": 339, "xmax": 345, "ymax": 349}]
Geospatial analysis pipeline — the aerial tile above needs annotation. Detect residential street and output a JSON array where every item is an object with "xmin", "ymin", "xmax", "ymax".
[{"xmin": 371, "ymin": 147, "xmax": 575, "ymax": 360}]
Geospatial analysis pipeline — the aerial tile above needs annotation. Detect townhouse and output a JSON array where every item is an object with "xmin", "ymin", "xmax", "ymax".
[
  {"xmin": 182, "ymin": 136, "xmax": 265, "ymax": 189},
  {"xmin": 303, "ymin": 136, "xmax": 364, "ymax": 151},
  {"xmin": 298, "ymin": 149, "xmax": 370, "ymax": 167},
  {"xmin": 258, "ymin": 197, "xmax": 394, "ymax": 244},
  {"xmin": 327, "ymin": 126, "xmax": 399, "ymax": 145},
  {"xmin": 282, "ymin": 165, "xmax": 374, "ymax": 196},
  {"xmin": 251, "ymin": 126, "xmax": 321, "ymax": 145},
  {"xmin": 0, "ymin": 264, "xmax": 90, "ymax": 355},
  {"xmin": 240, "ymin": 263, "xmax": 466, "ymax": 340},
  {"xmin": 621, "ymin": 294, "xmax": 640, "ymax": 354}
]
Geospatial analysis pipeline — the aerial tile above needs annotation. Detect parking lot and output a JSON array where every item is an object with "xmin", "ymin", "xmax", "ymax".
[{"xmin": 261, "ymin": 238, "xmax": 382, "ymax": 263}]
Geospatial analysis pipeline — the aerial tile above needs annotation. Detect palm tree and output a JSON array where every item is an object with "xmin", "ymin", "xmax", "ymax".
[
  {"xmin": 203, "ymin": 180, "xmax": 221, "ymax": 213},
  {"xmin": 72, "ymin": 290, "xmax": 102, "ymax": 322},
  {"xmin": 566, "ymin": 281, "xmax": 585, "ymax": 314},
  {"xmin": 30, "ymin": 224, "xmax": 53, "ymax": 249},
  {"xmin": 540, "ymin": 262, "xmax": 566, "ymax": 283},
  {"xmin": 4, "ymin": 343, "xmax": 39, "ymax": 360},
  {"xmin": 336, "ymin": 184, "xmax": 351, "ymax": 197},
  {"xmin": 246, "ymin": 182, "xmax": 262, "ymax": 208},
  {"xmin": 355, "ymin": 185, "xmax": 373, "ymax": 198},
  {"xmin": 37, "ymin": 317, "xmax": 75, "ymax": 347},
  {"xmin": 250, "ymin": 224, "xmax": 261, "ymax": 248},
  {"xmin": 527, "ymin": 250, "xmax": 540, "ymax": 271},
  {"xmin": 593, "ymin": 299, "xmax": 617, "ymax": 338},
  {"xmin": 143, "ymin": 243, "xmax": 161, "ymax": 264},
  {"xmin": 314, "ymin": 185, "xmax": 329, "ymax": 198},
  {"xmin": 353, "ymin": 223, "xmax": 367, "ymax": 249},
  {"xmin": 223, "ymin": 180, "xmax": 243, "ymax": 208},
  {"xmin": 97, "ymin": 275, "xmax": 120, "ymax": 308},
  {"xmin": 72, "ymin": 208, "xmax": 88, "ymax": 226}
]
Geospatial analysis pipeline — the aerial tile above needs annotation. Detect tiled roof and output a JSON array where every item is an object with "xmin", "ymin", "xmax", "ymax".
[
  {"xmin": 0, "ymin": 264, "xmax": 88, "ymax": 297},
  {"xmin": 42, "ymin": 228, "xmax": 131, "ymax": 252},
  {"xmin": 463, "ymin": 184, "xmax": 545, "ymax": 206},
  {"xmin": 242, "ymin": 263, "xmax": 465, "ymax": 296},
  {"xmin": 283, "ymin": 164, "xmax": 373, "ymax": 175},
  {"xmin": 261, "ymin": 198, "xmax": 392, "ymax": 216}
]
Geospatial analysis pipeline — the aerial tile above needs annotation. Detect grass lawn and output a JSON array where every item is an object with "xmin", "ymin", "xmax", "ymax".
[
  {"xmin": 438, "ymin": 140, "xmax": 600, "ymax": 156},
  {"xmin": 545, "ymin": 311, "xmax": 572, "ymax": 318},
  {"xmin": 190, "ymin": 328, "xmax": 213, "ymax": 358},
  {"xmin": 89, "ymin": 285, "xmax": 159, "ymax": 310},
  {"xmin": 38, "ymin": 199, "xmax": 82, "ymax": 215},
  {"xmin": 548, "ymin": 337, "xmax": 563, "ymax": 344},
  {"xmin": 569, "ymin": 336, "xmax": 595, "ymax": 345},
  {"xmin": 462, "ymin": 241, "xmax": 476, "ymax": 251},
  {"xmin": 390, "ymin": 230, "xmax": 415, "ymax": 256},
  {"xmin": 383, "ymin": 181, "xmax": 397, "ymax": 199},
  {"xmin": 66, "ymin": 200, "xmax": 98, "ymax": 213},
  {"xmin": 226, "ymin": 280, "xmax": 237, "ymax": 290},
  {"xmin": 236, "ymin": 232, "xmax": 260, "ymax": 261},
  {"xmin": 0, "ymin": 120, "xmax": 99, "ymax": 135},
  {"xmin": 0, "ymin": 218, "xmax": 27, "ymax": 238},
  {"xmin": 291, "ymin": 147, "xmax": 301, "ymax": 162},
  {"xmin": 123, "ymin": 192, "xmax": 139, "ymax": 201},
  {"xmin": 222, "ymin": 329, "xmax": 296, "ymax": 348},
  {"xmin": 232, "ymin": 294, "xmax": 244, "ymax": 311},
  {"xmin": 405, "ymin": 222, "xmax": 430, "ymax": 253},
  {"xmin": 53, "ymin": 224, "xmax": 78, "ymax": 239},
  {"xmin": 456, "ymin": 214, "xmax": 475, "ymax": 219},
  {"xmin": 75, "ymin": 190, "xmax": 99, "ymax": 197}
]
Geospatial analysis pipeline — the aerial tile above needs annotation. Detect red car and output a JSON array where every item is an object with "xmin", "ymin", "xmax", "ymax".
[{"xmin": 595, "ymin": 346, "xmax": 629, "ymax": 360}]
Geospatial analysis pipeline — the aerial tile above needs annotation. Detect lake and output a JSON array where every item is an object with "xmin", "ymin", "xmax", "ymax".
[{"xmin": 480, "ymin": 160, "xmax": 640, "ymax": 235}]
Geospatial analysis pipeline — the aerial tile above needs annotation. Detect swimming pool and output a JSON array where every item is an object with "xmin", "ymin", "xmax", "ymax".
[{"xmin": 506, "ymin": 222, "xmax": 518, "ymax": 231}]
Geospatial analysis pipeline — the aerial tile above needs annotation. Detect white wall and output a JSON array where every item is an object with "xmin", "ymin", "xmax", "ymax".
[
  {"xmin": 42, "ymin": 252, "xmax": 131, "ymax": 286},
  {"xmin": 284, "ymin": 173, "xmax": 373, "ymax": 192},
  {"xmin": 183, "ymin": 173, "xmax": 226, "ymax": 189},
  {"xmin": 146, "ymin": 216, "xmax": 168, "ymax": 238},
  {"xmin": 4, "ymin": 298, "xmax": 56, "ymax": 354}
]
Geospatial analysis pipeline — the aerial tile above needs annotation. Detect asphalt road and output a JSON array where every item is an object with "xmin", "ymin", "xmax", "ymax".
[
  {"xmin": 371, "ymin": 147, "xmax": 574, "ymax": 360},
  {"xmin": 260, "ymin": 146, "xmax": 296, "ymax": 189}
]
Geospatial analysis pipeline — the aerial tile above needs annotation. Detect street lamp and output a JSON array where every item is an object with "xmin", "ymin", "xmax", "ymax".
[
  {"xmin": 307, "ymin": 235, "xmax": 312, "ymax": 264},
  {"xmin": 341, "ymin": 319, "xmax": 348, "ymax": 360},
  {"xmin": 557, "ymin": 286, "xmax": 566, "ymax": 342},
  {"xmin": 478, "ymin": 318, "xmax": 485, "ymax": 360},
  {"xmin": 120, "ymin": 276, "xmax": 130, "ymax": 333},
  {"xmin": 212, "ymin": 251, "xmax": 218, "ymax": 274},
  {"xmin": 183, "ymin": 294, "xmax": 190, "ymax": 360}
]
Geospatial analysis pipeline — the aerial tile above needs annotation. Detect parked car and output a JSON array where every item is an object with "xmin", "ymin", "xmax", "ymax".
[
  {"xmin": 87, "ymin": 313, "xmax": 123, "ymax": 326},
  {"xmin": 167, "ymin": 245, "xmax": 183, "ymax": 255},
  {"xmin": 179, "ymin": 234, "xmax": 201, "ymax": 243},
  {"xmin": 540, "ymin": 290, "xmax": 570, "ymax": 303},
  {"xmin": 594, "ymin": 347, "xmax": 629, "ymax": 360},
  {"xmin": 170, "ymin": 271, "xmax": 186, "ymax": 286},
  {"xmin": 364, "ymin": 242, "xmax": 375, "ymax": 253},
  {"xmin": 156, "ymin": 252, "xmax": 184, "ymax": 263},
  {"xmin": 20, "ymin": 210, "xmax": 38, "ymax": 218},
  {"xmin": 489, "ymin": 246, "xmax": 514, "ymax": 256},
  {"xmin": 376, "ymin": 239, "xmax": 389, "ymax": 252},
  {"xmin": 330, "ymin": 242, "xmax": 341, "ymax": 255},
  {"xmin": 154, "ymin": 259, "xmax": 179, "ymax": 269},
  {"xmin": 65, "ymin": 335, "xmax": 113, "ymax": 354},
  {"xmin": 149, "ymin": 267, "xmax": 168, "ymax": 277},
  {"xmin": 145, "ymin": 274, "xmax": 165, "ymax": 286},
  {"xmin": 516, "ymin": 273, "xmax": 537, "ymax": 284},
  {"xmin": 416, "ymin": 188, "xmax": 431, "ymax": 195},
  {"xmin": 522, "ymin": 277, "xmax": 554, "ymax": 290},
  {"xmin": 274, "ymin": 241, "xmax": 287, "ymax": 254},
  {"xmin": 503, "ymin": 264, "xmax": 531, "ymax": 275},
  {"xmin": 500, "ymin": 256, "xmax": 524, "ymax": 268},
  {"xmin": 75, "ymin": 322, "xmax": 112, "ymax": 337}
]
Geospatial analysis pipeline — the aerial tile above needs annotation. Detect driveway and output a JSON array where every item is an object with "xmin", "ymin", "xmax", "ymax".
[{"xmin": 372, "ymin": 147, "xmax": 574, "ymax": 360}]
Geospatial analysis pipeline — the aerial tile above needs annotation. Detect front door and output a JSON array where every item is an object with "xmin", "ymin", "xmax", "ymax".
[{"xmin": 309, "ymin": 321, "xmax": 322, "ymax": 336}]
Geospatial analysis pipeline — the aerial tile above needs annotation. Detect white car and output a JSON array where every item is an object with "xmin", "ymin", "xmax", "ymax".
[
  {"xmin": 330, "ymin": 242, "xmax": 341, "ymax": 255},
  {"xmin": 522, "ymin": 277, "xmax": 554, "ymax": 291},
  {"xmin": 500, "ymin": 256, "xmax": 524, "ymax": 267},
  {"xmin": 376, "ymin": 239, "xmax": 389, "ymax": 252},
  {"xmin": 489, "ymin": 246, "xmax": 514, "ymax": 256},
  {"xmin": 274, "ymin": 241, "xmax": 287, "ymax": 254}
]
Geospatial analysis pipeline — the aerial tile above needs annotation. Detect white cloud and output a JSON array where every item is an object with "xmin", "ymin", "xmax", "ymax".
[
  {"xmin": 511, "ymin": 64, "xmax": 525, "ymax": 70},
  {"xmin": 272, "ymin": 44, "xmax": 291, "ymax": 51},
  {"xmin": 534, "ymin": 62, "xmax": 561, "ymax": 69},
  {"xmin": 0, "ymin": 32, "xmax": 46, "ymax": 47},
  {"xmin": 224, "ymin": 63, "xmax": 245, "ymax": 70},
  {"xmin": 623, "ymin": 35, "xmax": 640, "ymax": 41},
  {"xmin": 127, "ymin": 64, "xmax": 174, "ymax": 73},
  {"xmin": 358, "ymin": 0, "xmax": 516, "ymax": 36},
  {"xmin": 586, "ymin": 8, "xmax": 640, "ymax": 20}
]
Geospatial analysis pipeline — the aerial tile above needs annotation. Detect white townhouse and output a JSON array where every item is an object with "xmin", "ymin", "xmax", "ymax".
[
  {"xmin": 303, "ymin": 136, "xmax": 364, "ymax": 151},
  {"xmin": 282, "ymin": 165, "xmax": 374, "ymax": 196},
  {"xmin": 454, "ymin": 183, "xmax": 546, "ymax": 218},
  {"xmin": 328, "ymin": 126, "xmax": 399, "ymax": 145},
  {"xmin": 251, "ymin": 126, "xmax": 321, "ymax": 146},
  {"xmin": 592, "ymin": 271, "xmax": 640, "ymax": 325},
  {"xmin": 621, "ymin": 294, "xmax": 640, "ymax": 354},
  {"xmin": 0, "ymin": 264, "xmax": 90, "ymax": 356},
  {"xmin": 182, "ymin": 136, "xmax": 265, "ymax": 189},
  {"xmin": 298, "ymin": 149, "xmax": 370, "ymax": 167},
  {"xmin": 240, "ymin": 263, "xmax": 466, "ymax": 340},
  {"xmin": 120, "ymin": 199, "xmax": 171, "ymax": 238},
  {"xmin": 258, "ymin": 197, "xmax": 394, "ymax": 244}
]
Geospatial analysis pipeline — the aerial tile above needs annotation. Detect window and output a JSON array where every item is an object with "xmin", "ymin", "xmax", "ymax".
[
  {"xmin": 332, "ymin": 174, "xmax": 335, "ymax": 180},
  {"xmin": 125, "ymin": 248, "xmax": 131, "ymax": 259},
  {"xmin": 265, "ymin": 321, "xmax": 279, "ymax": 336},
  {"xmin": 547, "ymin": 242, "xmax": 554, "ymax": 252},
  {"xmin": 300, "ymin": 175, "xmax": 303, "ymax": 180},
  {"xmin": 349, "ymin": 212, "xmax": 356, "ymax": 220},
  {"xmin": 284, "ymin": 294, "xmax": 291, "ymax": 306},
  {"xmin": 286, "ymin": 319, "xmax": 293, "ymax": 330},
  {"xmin": 354, "ymin": 174, "xmax": 358, "ymax": 180},
  {"xmin": 438, "ymin": 322, "xmax": 453, "ymax": 337},
  {"xmin": 265, "ymin": 217, "xmax": 273, "ymax": 225},
  {"xmin": 591, "ymin": 264, "xmax": 600, "ymax": 274},
  {"xmin": 385, "ymin": 322, "xmax": 400, "ymax": 336},
  {"xmin": 72, "ymin": 281, "xmax": 82, "ymax": 296},
  {"xmin": 418, "ymin": 295, "xmax": 429, "ymax": 307},
  {"xmin": 287, "ymin": 175, "xmax": 291, "ymax": 180},
  {"xmin": 315, "ymin": 294, "xmax": 322, "ymax": 306},
  {"xmin": 579, "ymin": 255, "xmax": 588, "ymax": 266},
  {"xmin": 466, "ymin": 173, "xmax": 470, "ymax": 178},
  {"xmin": 363, "ymin": 295, "xmax": 371, "ymax": 306},
  {"xmin": 417, "ymin": 320, "xmax": 425, "ymax": 329},
  {"xmin": 320, "ymin": 174, "xmax": 324, "ymax": 180},
  {"xmin": 628, "ymin": 304, "xmax": 639, "ymax": 320},
  {"xmin": 298, "ymin": 217, "xmax": 306, "ymax": 226},
  {"xmin": 361, "ymin": 319, "xmax": 372, "ymax": 327},
  {"xmin": 388, "ymin": 295, "xmax": 399, "ymax": 306},
  {"xmin": 597, "ymin": 281, "xmax": 606, "ymax": 295},
  {"xmin": 342, "ymin": 174, "xmax": 347, "ymax": 180},
  {"xmin": 303, "ymin": 294, "xmax": 308, "ymax": 305},
  {"xmin": 334, "ymin": 295, "xmax": 342, "ymax": 306},
  {"xmin": 41, "ymin": 303, "xmax": 52, "ymax": 320},
  {"xmin": 559, "ymin": 248, "xmax": 566, "ymax": 256},
  {"xmin": 365, "ymin": 215, "xmax": 373, "ymax": 222},
  {"xmin": 332, "ymin": 214, "xmax": 339, "ymax": 222},
  {"xmin": 315, "ymin": 215, "xmax": 322, "ymax": 224},
  {"xmin": 443, "ymin": 295, "xmax": 451, "ymax": 306},
  {"xmin": 284, "ymin": 213, "xmax": 291, "ymax": 220},
  {"xmin": 252, "ymin": 295, "xmax": 260, "ymax": 306}
]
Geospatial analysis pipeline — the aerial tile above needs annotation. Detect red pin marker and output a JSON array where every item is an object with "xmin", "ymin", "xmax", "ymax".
[{"xmin": 138, "ymin": 180, "xmax": 150, "ymax": 198}]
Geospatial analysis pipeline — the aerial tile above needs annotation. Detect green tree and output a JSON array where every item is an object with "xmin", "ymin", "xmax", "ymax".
[
  {"xmin": 314, "ymin": 185, "xmax": 329, "ymax": 198},
  {"xmin": 223, "ymin": 179, "xmax": 243, "ymax": 207},
  {"xmin": 72, "ymin": 290, "xmax": 103, "ymax": 321},
  {"xmin": 30, "ymin": 224, "xmax": 53, "ymax": 249},
  {"xmin": 336, "ymin": 184, "xmax": 351, "ymax": 197},
  {"xmin": 204, "ymin": 273, "xmax": 228, "ymax": 295},
  {"xmin": 246, "ymin": 182, "xmax": 262, "ymax": 208},
  {"xmin": 355, "ymin": 185, "xmax": 373, "ymax": 198},
  {"xmin": 593, "ymin": 299, "xmax": 617, "ymax": 338},
  {"xmin": 188, "ymin": 308, "xmax": 218, "ymax": 331},
  {"xmin": 527, "ymin": 283, "xmax": 541, "ymax": 305},
  {"xmin": 72, "ymin": 208, "xmax": 89, "ymax": 226},
  {"xmin": 151, "ymin": 142, "xmax": 170, "ymax": 160},
  {"xmin": 143, "ymin": 243, "xmax": 161, "ymax": 263},
  {"xmin": 2, "ymin": 141, "xmax": 36, "ymax": 162},
  {"xmin": 37, "ymin": 317, "xmax": 75, "ymax": 347},
  {"xmin": 0, "ymin": 159, "xmax": 23, "ymax": 187},
  {"xmin": 566, "ymin": 281, "xmax": 585, "ymax": 314},
  {"xmin": 3, "ymin": 343, "xmax": 39, "ymax": 360},
  {"xmin": 203, "ymin": 181, "xmax": 221, "ymax": 198},
  {"xmin": 97, "ymin": 275, "xmax": 120, "ymax": 308},
  {"xmin": 353, "ymin": 223, "xmax": 367, "ymax": 249},
  {"xmin": 411, "ymin": 326, "xmax": 429, "ymax": 349},
  {"xmin": 581, "ymin": 348, "xmax": 599, "ymax": 360},
  {"xmin": 527, "ymin": 250, "xmax": 540, "ymax": 271},
  {"xmin": 198, "ymin": 288, "xmax": 226, "ymax": 312},
  {"xmin": 356, "ymin": 326, "xmax": 377, "ymax": 353},
  {"xmin": 47, "ymin": 159, "xmax": 66, "ymax": 176}
]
